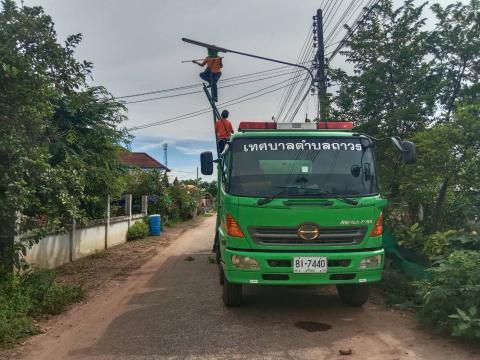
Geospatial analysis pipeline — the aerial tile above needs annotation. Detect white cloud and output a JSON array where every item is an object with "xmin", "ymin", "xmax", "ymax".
[{"xmin": 175, "ymin": 145, "xmax": 212, "ymax": 155}]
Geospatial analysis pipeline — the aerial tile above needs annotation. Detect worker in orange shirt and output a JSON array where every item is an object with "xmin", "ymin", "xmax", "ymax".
[
  {"xmin": 193, "ymin": 48, "xmax": 222, "ymax": 102},
  {"xmin": 215, "ymin": 110, "xmax": 234, "ymax": 154}
]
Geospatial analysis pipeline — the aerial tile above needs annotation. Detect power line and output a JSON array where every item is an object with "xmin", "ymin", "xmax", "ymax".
[
  {"xmin": 125, "ymin": 68, "xmax": 299, "ymax": 104},
  {"xmin": 275, "ymin": 33, "xmax": 315, "ymax": 121},
  {"xmin": 324, "ymin": 0, "xmax": 359, "ymax": 45},
  {"xmin": 283, "ymin": 74, "xmax": 312, "ymax": 122},
  {"xmin": 116, "ymin": 63, "xmax": 302, "ymax": 100},
  {"xmin": 323, "ymin": 0, "xmax": 342, "ymax": 34},
  {"xmin": 128, "ymin": 77, "xmax": 306, "ymax": 131},
  {"xmin": 274, "ymin": 25, "xmax": 314, "ymax": 120},
  {"xmin": 327, "ymin": 0, "xmax": 379, "ymax": 64}
]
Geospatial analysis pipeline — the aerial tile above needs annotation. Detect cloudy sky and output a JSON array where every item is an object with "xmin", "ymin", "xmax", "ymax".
[{"xmin": 23, "ymin": 0, "xmax": 456, "ymax": 180}]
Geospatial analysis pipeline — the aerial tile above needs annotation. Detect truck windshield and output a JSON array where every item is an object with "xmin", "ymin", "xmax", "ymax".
[{"xmin": 229, "ymin": 137, "xmax": 377, "ymax": 198}]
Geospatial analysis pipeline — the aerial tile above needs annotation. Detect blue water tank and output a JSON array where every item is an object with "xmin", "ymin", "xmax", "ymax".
[{"xmin": 149, "ymin": 214, "xmax": 161, "ymax": 236}]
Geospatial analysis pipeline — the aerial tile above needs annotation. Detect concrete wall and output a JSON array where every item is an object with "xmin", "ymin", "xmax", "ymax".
[
  {"xmin": 72, "ymin": 224, "xmax": 106, "ymax": 260},
  {"xmin": 24, "ymin": 233, "xmax": 71, "ymax": 269},
  {"xmin": 24, "ymin": 197, "xmax": 147, "ymax": 269}
]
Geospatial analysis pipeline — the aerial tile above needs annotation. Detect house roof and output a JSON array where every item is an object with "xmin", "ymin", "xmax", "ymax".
[{"xmin": 118, "ymin": 151, "xmax": 170, "ymax": 171}]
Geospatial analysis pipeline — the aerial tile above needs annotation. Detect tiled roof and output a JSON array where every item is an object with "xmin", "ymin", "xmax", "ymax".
[{"xmin": 118, "ymin": 151, "xmax": 170, "ymax": 171}]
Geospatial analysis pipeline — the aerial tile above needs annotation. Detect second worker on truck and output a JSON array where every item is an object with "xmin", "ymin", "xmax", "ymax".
[{"xmin": 215, "ymin": 110, "xmax": 234, "ymax": 154}]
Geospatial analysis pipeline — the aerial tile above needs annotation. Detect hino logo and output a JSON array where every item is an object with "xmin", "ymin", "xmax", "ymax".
[{"xmin": 297, "ymin": 224, "xmax": 320, "ymax": 240}]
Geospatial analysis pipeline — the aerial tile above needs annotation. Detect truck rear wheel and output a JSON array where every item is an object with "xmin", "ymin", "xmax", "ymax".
[
  {"xmin": 222, "ymin": 273, "xmax": 243, "ymax": 307},
  {"xmin": 336, "ymin": 283, "xmax": 370, "ymax": 306}
]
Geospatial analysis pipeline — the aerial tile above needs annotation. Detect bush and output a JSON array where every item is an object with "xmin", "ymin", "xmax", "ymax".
[
  {"xmin": 0, "ymin": 269, "xmax": 84, "ymax": 346},
  {"xmin": 416, "ymin": 250, "xmax": 480, "ymax": 338},
  {"xmin": 127, "ymin": 220, "xmax": 149, "ymax": 240},
  {"xmin": 379, "ymin": 267, "xmax": 418, "ymax": 309}
]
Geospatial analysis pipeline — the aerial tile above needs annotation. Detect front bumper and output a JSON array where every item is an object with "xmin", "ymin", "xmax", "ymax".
[{"xmin": 223, "ymin": 248, "xmax": 384, "ymax": 285}]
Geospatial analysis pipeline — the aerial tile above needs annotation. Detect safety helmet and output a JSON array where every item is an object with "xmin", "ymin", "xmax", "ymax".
[{"xmin": 208, "ymin": 48, "xmax": 218, "ymax": 57}]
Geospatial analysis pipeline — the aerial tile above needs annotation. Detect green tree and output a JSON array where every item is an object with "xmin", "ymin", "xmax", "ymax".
[
  {"xmin": 400, "ymin": 103, "xmax": 480, "ymax": 231},
  {"xmin": 123, "ymin": 169, "xmax": 170, "ymax": 218},
  {"xmin": 0, "ymin": 1, "xmax": 128, "ymax": 270},
  {"xmin": 429, "ymin": 0, "xmax": 480, "ymax": 122},
  {"xmin": 329, "ymin": 0, "xmax": 437, "ymax": 198}
]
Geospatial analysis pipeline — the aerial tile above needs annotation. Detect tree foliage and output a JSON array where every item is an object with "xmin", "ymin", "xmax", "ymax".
[
  {"xmin": 330, "ymin": 0, "xmax": 480, "ymax": 233},
  {"xmin": 0, "ymin": 0, "xmax": 129, "ymax": 270}
]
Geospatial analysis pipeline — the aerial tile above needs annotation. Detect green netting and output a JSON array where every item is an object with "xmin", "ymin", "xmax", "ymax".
[{"xmin": 384, "ymin": 227, "xmax": 427, "ymax": 278}]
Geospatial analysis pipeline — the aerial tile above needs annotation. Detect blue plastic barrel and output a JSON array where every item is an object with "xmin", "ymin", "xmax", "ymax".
[{"xmin": 149, "ymin": 214, "xmax": 161, "ymax": 236}]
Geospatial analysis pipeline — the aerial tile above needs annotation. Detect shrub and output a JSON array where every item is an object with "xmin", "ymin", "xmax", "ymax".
[
  {"xmin": 0, "ymin": 269, "xmax": 84, "ymax": 346},
  {"xmin": 379, "ymin": 267, "xmax": 418, "ymax": 309},
  {"xmin": 416, "ymin": 250, "xmax": 480, "ymax": 338},
  {"xmin": 127, "ymin": 220, "xmax": 149, "ymax": 240}
]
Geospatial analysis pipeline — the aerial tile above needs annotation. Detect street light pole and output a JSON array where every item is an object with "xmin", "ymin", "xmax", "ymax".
[{"xmin": 182, "ymin": 38, "xmax": 315, "ymax": 115}]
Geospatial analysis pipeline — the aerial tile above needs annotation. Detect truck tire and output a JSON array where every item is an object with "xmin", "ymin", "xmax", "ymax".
[
  {"xmin": 218, "ymin": 263, "xmax": 224, "ymax": 285},
  {"xmin": 215, "ymin": 232, "xmax": 221, "ymax": 265},
  {"xmin": 222, "ymin": 273, "xmax": 243, "ymax": 307},
  {"xmin": 336, "ymin": 283, "xmax": 370, "ymax": 306}
]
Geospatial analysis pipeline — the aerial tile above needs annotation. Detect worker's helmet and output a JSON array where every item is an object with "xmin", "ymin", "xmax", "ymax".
[
  {"xmin": 207, "ymin": 48, "xmax": 218, "ymax": 57},
  {"xmin": 221, "ymin": 110, "xmax": 229, "ymax": 118}
]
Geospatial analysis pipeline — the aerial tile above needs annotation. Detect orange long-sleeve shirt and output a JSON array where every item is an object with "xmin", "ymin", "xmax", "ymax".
[
  {"xmin": 215, "ymin": 118, "xmax": 234, "ymax": 140},
  {"xmin": 202, "ymin": 56, "xmax": 222, "ymax": 73}
]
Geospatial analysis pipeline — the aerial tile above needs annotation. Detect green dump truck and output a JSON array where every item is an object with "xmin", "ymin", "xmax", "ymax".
[{"xmin": 200, "ymin": 121, "xmax": 416, "ymax": 307}]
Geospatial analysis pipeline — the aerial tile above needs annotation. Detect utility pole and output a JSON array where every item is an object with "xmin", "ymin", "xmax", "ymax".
[
  {"xmin": 196, "ymin": 167, "xmax": 199, "ymax": 183},
  {"xmin": 163, "ymin": 143, "xmax": 168, "ymax": 168},
  {"xmin": 314, "ymin": 9, "xmax": 328, "ymax": 121}
]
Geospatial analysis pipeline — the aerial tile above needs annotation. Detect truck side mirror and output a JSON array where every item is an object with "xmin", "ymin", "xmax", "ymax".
[
  {"xmin": 391, "ymin": 137, "xmax": 417, "ymax": 164},
  {"xmin": 401, "ymin": 141, "xmax": 416, "ymax": 164},
  {"xmin": 200, "ymin": 151, "xmax": 214, "ymax": 175}
]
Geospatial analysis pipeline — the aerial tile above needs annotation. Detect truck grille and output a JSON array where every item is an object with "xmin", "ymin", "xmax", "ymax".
[{"xmin": 248, "ymin": 226, "xmax": 367, "ymax": 246}]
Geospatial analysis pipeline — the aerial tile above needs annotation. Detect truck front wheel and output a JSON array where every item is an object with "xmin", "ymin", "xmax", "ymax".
[
  {"xmin": 222, "ymin": 273, "xmax": 243, "ymax": 307},
  {"xmin": 336, "ymin": 283, "xmax": 370, "ymax": 306}
]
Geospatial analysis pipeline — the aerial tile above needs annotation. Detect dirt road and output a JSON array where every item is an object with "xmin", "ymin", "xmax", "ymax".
[{"xmin": 11, "ymin": 216, "xmax": 479, "ymax": 360}]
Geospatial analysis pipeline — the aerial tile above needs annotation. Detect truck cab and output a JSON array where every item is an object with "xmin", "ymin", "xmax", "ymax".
[{"xmin": 200, "ymin": 121, "xmax": 416, "ymax": 306}]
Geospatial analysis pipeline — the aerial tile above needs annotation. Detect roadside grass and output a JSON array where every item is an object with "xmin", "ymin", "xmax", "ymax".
[
  {"xmin": 377, "ymin": 266, "xmax": 419, "ymax": 310},
  {"xmin": 91, "ymin": 250, "xmax": 107, "ymax": 259},
  {"xmin": 0, "ymin": 214, "xmax": 207, "ymax": 349},
  {"xmin": 0, "ymin": 269, "xmax": 84, "ymax": 348}
]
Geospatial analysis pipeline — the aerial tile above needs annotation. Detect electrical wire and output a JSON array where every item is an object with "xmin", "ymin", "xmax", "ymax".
[
  {"xmin": 125, "ymin": 68, "xmax": 300, "ymax": 104},
  {"xmin": 274, "ymin": 25, "xmax": 314, "ymax": 120},
  {"xmin": 116, "ymin": 63, "xmax": 308, "ymax": 100},
  {"xmin": 323, "ymin": 0, "xmax": 342, "ymax": 34},
  {"xmin": 324, "ymin": 0, "xmax": 359, "ymax": 45},
  {"xmin": 276, "ymin": 36, "xmax": 315, "ymax": 121},
  {"xmin": 128, "ymin": 77, "xmax": 307, "ymax": 131},
  {"xmin": 327, "ymin": 0, "xmax": 379, "ymax": 64}
]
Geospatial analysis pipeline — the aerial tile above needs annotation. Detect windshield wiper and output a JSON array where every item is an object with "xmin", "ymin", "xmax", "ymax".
[
  {"xmin": 258, "ymin": 186, "xmax": 359, "ymax": 206},
  {"xmin": 257, "ymin": 185, "xmax": 299, "ymax": 206},
  {"xmin": 292, "ymin": 189, "xmax": 359, "ymax": 206}
]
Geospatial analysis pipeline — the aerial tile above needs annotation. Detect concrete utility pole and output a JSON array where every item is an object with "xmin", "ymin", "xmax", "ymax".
[
  {"xmin": 314, "ymin": 9, "xmax": 328, "ymax": 121},
  {"xmin": 163, "ymin": 143, "xmax": 168, "ymax": 167}
]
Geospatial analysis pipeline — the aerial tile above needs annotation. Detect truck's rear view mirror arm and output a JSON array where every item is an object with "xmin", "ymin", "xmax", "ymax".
[{"xmin": 390, "ymin": 137, "xmax": 417, "ymax": 164}]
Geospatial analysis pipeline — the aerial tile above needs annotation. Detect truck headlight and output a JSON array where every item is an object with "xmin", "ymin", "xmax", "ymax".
[
  {"xmin": 231, "ymin": 255, "xmax": 259, "ymax": 270},
  {"xmin": 359, "ymin": 255, "xmax": 382, "ymax": 269}
]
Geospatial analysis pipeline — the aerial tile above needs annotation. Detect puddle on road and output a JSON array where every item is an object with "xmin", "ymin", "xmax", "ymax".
[{"xmin": 294, "ymin": 321, "xmax": 332, "ymax": 332}]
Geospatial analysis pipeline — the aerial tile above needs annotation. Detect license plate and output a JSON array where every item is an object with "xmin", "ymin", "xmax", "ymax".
[{"xmin": 293, "ymin": 257, "xmax": 328, "ymax": 273}]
